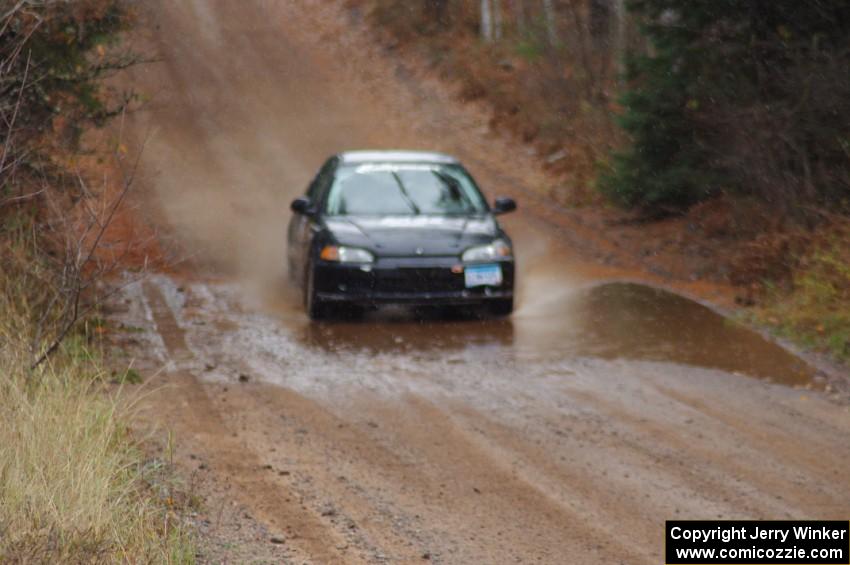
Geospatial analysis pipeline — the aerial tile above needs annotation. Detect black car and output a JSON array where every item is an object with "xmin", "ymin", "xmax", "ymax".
[{"xmin": 287, "ymin": 151, "xmax": 517, "ymax": 319}]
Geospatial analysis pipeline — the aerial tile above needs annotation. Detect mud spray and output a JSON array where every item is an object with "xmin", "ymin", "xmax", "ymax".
[{"xmin": 125, "ymin": 0, "xmax": 815, "ymax": 386}]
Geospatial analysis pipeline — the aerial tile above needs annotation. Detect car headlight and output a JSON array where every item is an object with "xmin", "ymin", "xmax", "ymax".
[
  {"xmin": 319, "ymin": 245, "xmax": 374, "ymax": 264},
  {"xmin": 462, "ymin": 239, "xmax": 512, "ymax": 262}
]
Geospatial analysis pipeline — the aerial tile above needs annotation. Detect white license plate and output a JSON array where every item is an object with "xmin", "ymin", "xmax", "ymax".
[{"xmin": 464, "ymin": 264, "xmax": 502, "ymax": 287}]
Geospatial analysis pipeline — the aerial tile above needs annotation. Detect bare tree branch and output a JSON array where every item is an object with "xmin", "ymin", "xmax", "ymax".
[{"xmin": 30, "ymin": 120, "xmax": 149, "ymax": 370}]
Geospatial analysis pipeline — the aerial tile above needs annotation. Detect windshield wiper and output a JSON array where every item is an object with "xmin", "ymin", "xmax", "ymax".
[{"xmin": 390, "ymin": 171, "xmax": 420, "ymax": 215}]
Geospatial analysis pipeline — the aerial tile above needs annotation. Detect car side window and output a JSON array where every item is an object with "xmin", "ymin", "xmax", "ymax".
[
  {"xmin": 307, "ymin": 159, "xmax": 336, "ymax": 203},
  {"xmin": 306, "ymin": 173, "xmax": 322, "ymax": 201}
]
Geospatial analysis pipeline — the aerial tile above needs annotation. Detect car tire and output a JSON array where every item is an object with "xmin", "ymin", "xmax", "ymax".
[
  {"xmin": 488, "ymin": 298, "xmax": 514, "ymax": 317},
  {"xmin": 304, "ymin": 261, "xmax": 329, "ymax": 320}
]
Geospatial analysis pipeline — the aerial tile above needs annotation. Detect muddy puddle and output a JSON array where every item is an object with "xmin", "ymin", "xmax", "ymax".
[{"xmin": 297, "ymin": 282, "xmax": 814, "ymax": 387}]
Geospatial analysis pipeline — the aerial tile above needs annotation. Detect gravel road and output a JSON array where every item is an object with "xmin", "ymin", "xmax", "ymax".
[{"xmin": 118, "ymin": 2, "xmax": 850, "ymax": 563}]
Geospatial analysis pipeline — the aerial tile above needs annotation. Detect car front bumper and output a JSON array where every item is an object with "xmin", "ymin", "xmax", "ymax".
[{"xmin": 313, "ymin": 257, "xmax": 515, "ymax": 306}]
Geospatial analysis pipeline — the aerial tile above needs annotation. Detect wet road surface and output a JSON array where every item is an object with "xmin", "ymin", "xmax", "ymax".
[{"xmin": 120, "ymin": 1, "xmax": 850, "ymax": 563}]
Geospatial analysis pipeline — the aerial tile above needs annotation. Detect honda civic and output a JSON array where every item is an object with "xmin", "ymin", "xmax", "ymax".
[{"xmin": 287, "ymin": 150, "xmax": 517, "ymax": 319}]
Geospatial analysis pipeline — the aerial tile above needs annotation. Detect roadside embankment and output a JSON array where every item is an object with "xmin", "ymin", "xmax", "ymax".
[{"xmin": 0, "ymin": 244, "xmax": 194, "ymax": 562}]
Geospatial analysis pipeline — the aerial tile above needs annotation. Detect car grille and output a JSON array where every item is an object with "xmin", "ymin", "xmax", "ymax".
[{"xmin": 373, "ymin": 267, "xmax": 463, "ymax": 293}]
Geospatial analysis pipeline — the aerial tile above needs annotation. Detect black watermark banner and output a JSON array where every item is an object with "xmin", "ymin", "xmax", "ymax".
[{"xmin": 666, "ymin": 521, "xmax": 849, "ymax": 564}]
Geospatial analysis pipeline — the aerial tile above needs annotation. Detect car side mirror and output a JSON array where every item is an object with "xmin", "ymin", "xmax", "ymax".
[
  {"xmin": 493, "ymin": 197, "xmax": 517, "ymax": 215},
  {"xmin": 290, "ymin": 197, "xmax": 316, "ymax": 216}
]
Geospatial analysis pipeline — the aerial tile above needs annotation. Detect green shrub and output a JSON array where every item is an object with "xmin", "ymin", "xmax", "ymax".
[{"xmin": 757, "ymin": 226, "xmax": 850, "ymax": 361}]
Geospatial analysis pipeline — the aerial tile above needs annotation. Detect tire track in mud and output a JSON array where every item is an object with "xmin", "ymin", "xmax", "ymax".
[
  {"xmin": 433, "ymin": 396, "xmax": 812, "ymax": 556},
  {"xmin": 373, "ymin": 397, "xmax": 654, "ymax": 564},
  {"xmin": 142, "ymin": 281, "xmax": 364, "ymax": 564},
  {"xmin": 447, "ymin": 400, "xmax": 742, "ymax": 527},
  {"xmin": 654, "ymin": 384, "xmax": 850, "ymax": 498},
  {"xmin": 563, "ymin": 388, "xmax": 840, "ymax": 518},
  {"xmin": 207, "ymin": 382, "xmax": 455, "ymax": 563},
  {"xmin": 205, "ymin": 380, "xmax": 642, "ymax": 563}
]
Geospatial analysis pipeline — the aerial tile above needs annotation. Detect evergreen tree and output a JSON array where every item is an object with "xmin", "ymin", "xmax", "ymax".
[{"xmin": 603, "ymin": 0, "xmax": 850, "ymax": 214}]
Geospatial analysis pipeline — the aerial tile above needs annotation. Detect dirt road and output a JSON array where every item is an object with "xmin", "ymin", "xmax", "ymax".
[{"xmin": 118, "ymin": 2, "xmax": 850, "ymax": 563}]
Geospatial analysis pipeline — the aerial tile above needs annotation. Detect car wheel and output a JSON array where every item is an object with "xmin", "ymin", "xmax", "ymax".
[
  {"xmin": 488, "ymin": 298, "xmax": 514, "ymax": 317},
  {"xmin": 304, "ymin": 261, "xmax": 329, "ymax": 320}
]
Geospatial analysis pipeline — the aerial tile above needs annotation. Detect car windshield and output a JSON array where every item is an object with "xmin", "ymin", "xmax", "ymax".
[{"xmin": 325, "ymin": 163, "xmax": 488, "ymax": 216}]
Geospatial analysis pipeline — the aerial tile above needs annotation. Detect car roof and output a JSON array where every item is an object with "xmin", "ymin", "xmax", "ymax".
[{"xmin": 337, "ymin": 150, "xmax": 460, "ymax": 165}]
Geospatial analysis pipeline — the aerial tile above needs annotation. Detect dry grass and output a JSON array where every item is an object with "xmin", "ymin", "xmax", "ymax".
[{"xmin": 0, "ymin": 245, "xmax": 194, "ymax": 563}]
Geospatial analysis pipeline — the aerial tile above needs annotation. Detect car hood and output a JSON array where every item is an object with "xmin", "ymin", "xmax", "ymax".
[{"xmin": 323, "ymin": 215, "xmax": 500, "ymax": 257}]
